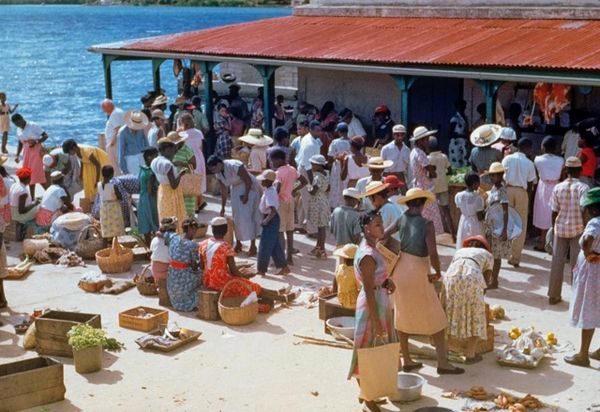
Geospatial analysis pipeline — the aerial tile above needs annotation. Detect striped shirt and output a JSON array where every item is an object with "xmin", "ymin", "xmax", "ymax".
[{"xmin": 550, "ymin": 177, "xmax": 589, "ymax": 238}]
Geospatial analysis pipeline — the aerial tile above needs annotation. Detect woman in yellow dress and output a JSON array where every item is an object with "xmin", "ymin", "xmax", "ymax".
[{"xmin": 62, "ymin": 139, "xmax": 110, "ymax": 200}]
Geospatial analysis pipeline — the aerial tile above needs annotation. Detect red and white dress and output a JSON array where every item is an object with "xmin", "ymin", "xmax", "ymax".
[
  {"xmin": 410, "ymin": 147, "xmax": 444, "ymax": 234},
  {"xmin": 17, "ymin": 122, "xmax": 46, "ymax": 185},
  {"xmin": 35, "ymin": 184, "xmax": 67, "ymax": 227}
]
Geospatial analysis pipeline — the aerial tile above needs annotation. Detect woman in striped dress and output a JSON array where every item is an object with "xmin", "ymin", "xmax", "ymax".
[{"xmin": 348, "ymin": 210, "xmax": 397, "ymax": 412}]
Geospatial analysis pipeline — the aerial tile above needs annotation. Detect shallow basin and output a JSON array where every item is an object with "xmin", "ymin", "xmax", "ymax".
[{"xmin": 325, "ymin": 316, "xmax": 355, "ymax": 340}]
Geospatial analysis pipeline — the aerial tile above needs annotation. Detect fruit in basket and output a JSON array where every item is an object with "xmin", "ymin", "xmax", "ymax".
[
  {"xmin": 519, "ymin": 394, "xmax": 543, "ymax": 409},
  {"xmin": 495, "ymin": 393, "xmax": 517, "ymax": 409},
  {"xmin": 491, "ymin": 305, "xmax": 506, "ymax": 319},
  {"xmin": 465, "ymin": 386, "xmax": 489, "ymax": 401},
  {"xmin": 509, "ymin": 403, "xmax": 526, "ymax": 412}
]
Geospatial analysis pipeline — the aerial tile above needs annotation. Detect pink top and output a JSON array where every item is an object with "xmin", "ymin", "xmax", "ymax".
[{"xmin": 275, "ymin": 164, "xmax": 300, "ymax": 202}]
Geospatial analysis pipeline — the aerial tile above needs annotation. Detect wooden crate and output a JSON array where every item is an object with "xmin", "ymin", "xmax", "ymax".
[
  {"xmin": 197, "ymin": 288, "xmax": 220, "ymax": 321},
  {"xmin": 448, "ymin": 325, "xmax": 495, "ymax": 356},
  {"xmin": 0, "ymin": 357, "xmax": 65, "ymax": 412},
  {"xmin": 119, "ymin": 306, "xmax": 169, "ymax": 332},
  {"xmin": 35, "ymin": 311, "xmax": 102, "ymax": 358},
  {"xmin": 318, "ymin": 294, "xmax": 356, "ymax": 321}
]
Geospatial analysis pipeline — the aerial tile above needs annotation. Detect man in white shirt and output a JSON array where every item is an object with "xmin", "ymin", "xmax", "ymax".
[
  {"xmin": 101, "ymin": 99, "xmax": 124, "ymax": 176},
  {"xmin": 339, "ymin": 108, "xmax": 366, "ymax": 139},
  {"xmin": 295, "ymin": 121, "xmax": 322, "ymax": 234},
  {"xmin": 381, "ymin": 124, "xmax": 411, "ymax": 187},
  {"xmin": 502, "ymin": 137, "xmax": 538, "ymax": 267}
]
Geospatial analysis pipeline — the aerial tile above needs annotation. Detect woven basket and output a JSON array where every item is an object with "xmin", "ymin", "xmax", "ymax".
[
  {"xmin": 133, "ymin": 265, "xmax": 158, "ymax": 296},
  {"xmin": 195, "ymin": 223, "xmax": 208, "ymax": 239},
  {"xmin": 95, "ymin": 238, "xmax": 134, "ymax": 274},
  {"xmin": 75, "ymin": 225, "xmax": 105, "ymax": 260},
  {"xmin": 218, "ymin": 279, "xmax": 258, "ymax": 326},
  {"xmin": 365, "ymin": 146, "xmax": 381, "ymax": 158}
]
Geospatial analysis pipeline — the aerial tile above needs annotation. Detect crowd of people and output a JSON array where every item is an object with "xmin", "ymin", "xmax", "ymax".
[{"xmin": 0, "ymin": 87, "xmax": 599, "ymax": 411}]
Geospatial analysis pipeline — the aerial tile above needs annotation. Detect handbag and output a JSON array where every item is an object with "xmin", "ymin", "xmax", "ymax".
[
  {"xmin": 376, "ymin": 237, "xmax": 402, "ymax": 275},
  {"xmin": 357, "ymin": 337, "xmax": 401, "ymax": 401},
  {"xmin": 180, "ymin": 173, "xmax": 203, "ymax": 197}
]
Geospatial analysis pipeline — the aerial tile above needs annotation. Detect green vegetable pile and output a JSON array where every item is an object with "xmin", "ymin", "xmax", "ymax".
[
  {"xmin": 448, "ymin": 166, "xmax": 471, "ymax": 185},
  {"xmin": 67, "ymin": 324, "xmax": 124, "ymax": 352}
]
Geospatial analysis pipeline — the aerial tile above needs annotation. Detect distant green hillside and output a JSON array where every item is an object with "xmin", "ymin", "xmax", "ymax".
[{"xmin": 0, "ymin": 0, "xmax": 290, "ymax": 5}]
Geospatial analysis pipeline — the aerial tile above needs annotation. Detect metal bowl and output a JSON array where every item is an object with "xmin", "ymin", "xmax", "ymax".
[
  {"xmin": 389, "ymin": 373, "xmax": 426, "ymax": 402},
  {"xmin": 325, "ymin": 316, "xmax": 355, "ymax": 340},
  {"xmin": 485, "ymin": 203, "xmax": 523, "ymax": 240}
]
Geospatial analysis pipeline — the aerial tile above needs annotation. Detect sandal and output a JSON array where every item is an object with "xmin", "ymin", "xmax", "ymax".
[
  {"xmin": 437, "ymin": 366, "xmax": 465, "ymax": 375},
  {"xmin": 315, "ymin": 249, "xmax": 327, "ymax": 259},
  {"xmin": 307, "ymin": 248, "xmax": 319, "ymax": 256},
  {"xmin": 589, "ymin": 349, "xmax": 600, "ymax": 361}
]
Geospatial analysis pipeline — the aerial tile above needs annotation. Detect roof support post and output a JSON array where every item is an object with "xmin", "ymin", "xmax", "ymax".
[
  {"xmin": 254, "ymin": 65, "xmax": 278, "ymax": 135},
  {"xmin": 477, "ymin": 80, "xmax": 504, "ymax": 124},
  {"xmin": 391, "ymin": 75, "xmax": 416, "ymax": 127},
  {"xmin": 152, "ymin": 58, "xmax": 166, "ymax": 94},
  {"xmin": 197, "ymin": 61, "xmax": 218, "ymax": 155},
  {"xmin": 102, "ymin": 54, "xmax": 118, "ymax": 100}
]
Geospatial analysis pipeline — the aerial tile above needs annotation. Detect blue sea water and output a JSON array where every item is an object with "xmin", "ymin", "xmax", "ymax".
[{"xmin": 0, "ymin": 5, "xmax": 290, "ymax": 146}]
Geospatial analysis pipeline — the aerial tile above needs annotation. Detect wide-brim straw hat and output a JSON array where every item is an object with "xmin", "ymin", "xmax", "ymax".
[
  {"xmin": 152, "ymin": 95, "xmax": 168, "ymax": 107},
  {"xmin": 367, "ymin": 156, "xmax": 393, "ymax": 169},
  {"xmin": 410, "ymin": 126, "xmax": 437, "ymax": 143},
  {"xmin": 362, "ymin": 180, "xmax": 388, "ymax": 198},
  {"xmin": 483, "ymin": 161, "xmax": 505, "ymax": 175},
  {"xmin": 164, "ymin": 131, "xmax": 185, "ymax": 145},
  {"xmin": 397, "ymin": 187, "xmax": 435, "ymax": 205},
  {"xmin": 333, "ymin": 244, "xmax": 358, "ymax": 259},
  {"xmin": 309, "ymin": 154, "xmax": 327, "ymax": 166},
  {"xmin": 565, "ymin": 156, "xmax": 582, "ymax": 168},
  {"xmin": 470, "ymin": 124, "xmax": 502, "ymax": 147},
  {"xmin": 238, "ymin": 128, "xmax": 273, "ymax": 147},
  {"xmin": 124, "ymin": 110, "xmax": 149, "ymax": 131}
]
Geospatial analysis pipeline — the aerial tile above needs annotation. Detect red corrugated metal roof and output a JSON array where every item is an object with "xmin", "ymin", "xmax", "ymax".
[{"xmin": 103, "ymin": 16, "xmax": 600, "ymax": 71}]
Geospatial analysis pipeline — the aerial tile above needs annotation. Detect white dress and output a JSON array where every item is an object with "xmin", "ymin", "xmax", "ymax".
[
  {"xmin": 327, "ymin": 137, "xmax": 351, "ymax": 208},
  {"xmin": 455, "ymin": 190, "xmax": 485, "ymax": 250},
  {"xmin": 533, "ymin": 154, "xmax": 564, "ymax": 230}
]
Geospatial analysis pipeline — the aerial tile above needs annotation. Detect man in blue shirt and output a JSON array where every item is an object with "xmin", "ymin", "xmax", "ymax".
[{"xmin": 118, "ymin": 110, "xmax": 149, "ymax": 175}]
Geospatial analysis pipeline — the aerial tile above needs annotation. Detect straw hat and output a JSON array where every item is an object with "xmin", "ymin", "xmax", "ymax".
[
  {"xmin": 470, "ymin": 124, "xmax": 502, "ymax": 147},
  {"xmin": 483, "ymin": 162, "xmax": 505, "ymax": 175},
  {"xmin": 362, "ymin": 181, "xmax": 388, "ymax": 198},
  {"xmin": 342, "ymin": 187, "xmax": 361, "ymax": 200},
  {"xmin": 309, "ymin": 154, "xmax": 327, "ymax": 166},
  {"xmin": 174, "ymin": 95, "xmax": 186, "ymax": 106},
  {"xmin": 565, "ymin": 156, "xmax": 582, "ymax": 168},
  {"xmin": 164, "ymin": 131, "xmax": 185, "ymax": 145},
  {"xmin": 397, "ymin": 187, "xmax": 435, "ymax": 204},
  {"xmin": 257, "ymin": 169, "xmax": 276, "ymax": 182},
  {"xmin": 238, "ymin": 129, "xmax": 273, "ymax": 147},
  {"xmin": 124, "ymin": 110, "xmax": 149, "ymax": 131},
  {"xmin": 367, "ymin": 156, "xmax": 393, "ymax": 169},
  {"xmin": 333, "ymin": 244, "xmax": 358, "ymax": 259},
  {"xmin": 499, "ymin": 127, "xmax": 517, "ymax": 142},
  {"xmin": 410, "ymin": 126, "xmax": 437, "ymax": 143},
  {"xmin": 151, "ymin": 95, "xmax": 168, "ymax": 107}
]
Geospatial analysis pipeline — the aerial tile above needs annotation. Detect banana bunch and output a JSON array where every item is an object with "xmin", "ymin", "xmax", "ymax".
[
  {"xmin": 520, "ymin": 394, "xmax": 543, "ymax": 409},
  {"xmin": 509, "ymin": 326, "xmax": 522, "ymax": 340},
  {"xmin": 465, "ymin": 386, "xmax": 489, "ymax": 401},
  {"xmin": 494, "ymin": 392, "xmax": 517, "ymax": 408},
  {"xmin": 7, "ymin": 256, "xmax": 33, "ymax": 278}
]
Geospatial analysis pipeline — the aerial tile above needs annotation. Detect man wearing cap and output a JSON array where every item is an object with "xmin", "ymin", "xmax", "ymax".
[
  {"xmin": 372, "ymin": 105, "xmax": 394, "ymax": 147},
  {"xmin": 295, "ymin": 120, "xmax": 323, "ymax": 234},
  {"xmin": 409, "ymin": 126, "xmax": 445, "ymax": 234},
  {"xmin": 35, "ymin": 171, "xmax": 72, "ymax": 228},
  {"xmin": 502, "ymin": 137, "xmax": 537, "ymax": 267},
  {"xmin": 355, "ymin": 157, "xmax": 393, "ymax": 210},
  {"xmin": 327, "ymin": 122, "xmax": 352, "ymax": 209},
  {"xmin": 381, "ymin": 123, "xmax": 410, "ymax": 186},
  {"xmin": 101, "ymin": 99, "xmax": 125, "ymax": 176},
  {"xmin": 148, "ymin": 109, "xmax": 166, "ymax": 148},
  {"xmin": 118, "ymin": 110, "xmax": 150, "ymax": 176},
  {"xmin": 329, "ymin": 187, "xmax": 362, "ymax": 247},
  {"xmin": 338, "ymin": 108, "xmax": 366, "ymax": 139},
  {"xmin": 548, "ymin": 156, "xmax": 589, "ymax": 305}
]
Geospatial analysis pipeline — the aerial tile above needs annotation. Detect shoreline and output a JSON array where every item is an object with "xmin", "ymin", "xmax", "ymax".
[{"xmin": 0, "ymin": 2, "xmax": 290, "ymax": 6}]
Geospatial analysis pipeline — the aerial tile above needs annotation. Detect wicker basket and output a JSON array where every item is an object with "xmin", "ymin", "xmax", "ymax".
[
  {"xmin": 218, "ymin": 279, "xmax": 258, "ymax": 326},
  {"xmin": 95, "ymin": 238, "xmax": 134, "ymax": 274},
  {"xmin": 365, "ymin": 146, "xmax": 381, "ymax": 158},
  {"xmin": 133, "ymin": 265, "xmax": 158, "ymax": 296},
  {"xmin": 75, "ymin": 225, "xmax": 105, "ymax": 260},
  {"xmin": 195, "ymin": 223, "xmax": 208, "ymax": 239}
]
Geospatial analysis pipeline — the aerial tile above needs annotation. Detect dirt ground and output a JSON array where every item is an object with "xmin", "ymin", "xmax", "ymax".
[{"xmin": 1, "ymin": 166, "xmax": 600, "ymax": 411}]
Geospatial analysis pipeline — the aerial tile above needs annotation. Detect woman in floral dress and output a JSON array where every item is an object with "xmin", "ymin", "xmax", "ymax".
[
  {"xmin": 348, "ymin": 211, "xmax": 396, "ymax": 412},
  {"xmin": 442, "ymin": 235, "xmax": 493, "ymax": 363},
  {"xmin": 165, "ymin": 217, "xmax": 202, "ymax": 312},
  {"xmin": 307, "ymin": 155, "xmax": 330, "ymax": 258}
]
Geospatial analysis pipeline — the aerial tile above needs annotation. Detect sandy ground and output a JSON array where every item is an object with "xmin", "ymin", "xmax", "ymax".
[{"xmin": 1, "ymin": 152, "xmax": 600, "ymax": 411}]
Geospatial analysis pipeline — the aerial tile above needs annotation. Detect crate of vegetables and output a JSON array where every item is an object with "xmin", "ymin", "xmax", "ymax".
[{"xmin": 119, "ymin": 306, "xmax": 169, "ymax": 332}]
